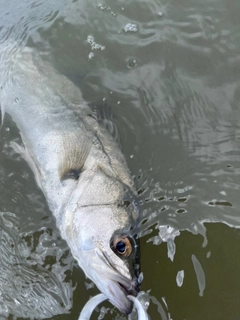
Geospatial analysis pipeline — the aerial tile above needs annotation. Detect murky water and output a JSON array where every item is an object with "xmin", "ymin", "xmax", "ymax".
[{"xmin": 1, "ymin": 0, "xmax": 240, "ymax": 319}]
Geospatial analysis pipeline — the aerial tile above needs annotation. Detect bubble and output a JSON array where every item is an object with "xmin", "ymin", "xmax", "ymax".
[
  {"xmin": 14, "ymin": 98, "xmax": 19, "ymax": 103},
  {"xmin": 97, "ymin": 4, "xmax": 116, "ymax": 15},
  {"xmin": 87, "ymin": 35, "xmax": 105, "ymax": 54},
  {"xmin": 158, "ymin": 11, "xmax": 164, "ymax": 17},
  {"xmin": 127, "ymin": 58, "xmax": 137, "ymax": 68},
  {"xmin": 5, "ymin": 127, "xmax": 10, "ymax": 132},
  {"xmin": 87, "ymin": 35, "xmax": 94, "ymax": 44},
  {"xmin": 124, "ymin": 23, "xmax": 138, "ymax": 33},
  {"xmin": 97, "ymin": 3, "xmax": 106, "ymax": 10},
  {"xmin": 88, "ymin": 52, "xmax": 94, "ymax": 60}
]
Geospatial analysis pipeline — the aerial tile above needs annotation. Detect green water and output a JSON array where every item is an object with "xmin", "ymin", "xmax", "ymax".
[{"xmin": 1, "ymin": 0, "xmax": 240, "ymax": 319}]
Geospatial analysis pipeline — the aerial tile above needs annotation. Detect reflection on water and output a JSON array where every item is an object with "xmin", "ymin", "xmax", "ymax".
[{"xmin": 1, "ymin": 0, "xmax": 240, "ymax": 318}]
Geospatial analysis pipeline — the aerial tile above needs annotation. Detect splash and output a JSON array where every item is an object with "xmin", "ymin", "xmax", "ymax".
[{"xmin": 0, "ymin": 212, "xmax": 74, "ymax": 318}]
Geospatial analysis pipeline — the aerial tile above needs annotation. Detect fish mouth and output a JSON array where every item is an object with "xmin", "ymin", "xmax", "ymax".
[
  {"xmin": 92, "ymin": 247, "xmax": 139, "ymax": 314},
  {"xmin": 107, "ymin": 263, "xmax": 139, "ymax": 313},
  {"xmin": 118, "ymin": 279, "xmax": 138, "ymax": 297},
  {"xmin": 108, "ymin": 277, "xmax": 139, "ymax": 314}
]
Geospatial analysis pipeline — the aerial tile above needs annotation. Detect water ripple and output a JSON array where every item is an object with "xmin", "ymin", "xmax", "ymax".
[{"xmin": 0, "ymin": 212, "xmax": 74, "ymax": 319}]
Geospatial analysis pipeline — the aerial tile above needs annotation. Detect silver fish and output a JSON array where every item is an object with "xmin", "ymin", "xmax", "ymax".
[{"xmin": 0, "ymin": 46, "xmax": 139, "ymax": 314}]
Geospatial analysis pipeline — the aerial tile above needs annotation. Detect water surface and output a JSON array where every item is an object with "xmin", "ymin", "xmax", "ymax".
[{"xmin": 1, "ymin": 0, "xmax": 240, "ymax": 319}]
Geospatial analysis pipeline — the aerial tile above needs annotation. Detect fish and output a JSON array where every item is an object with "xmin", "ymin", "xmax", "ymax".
[{"xmin": 0, "ymin": 46, "xmax": 140, "ymax": 315}]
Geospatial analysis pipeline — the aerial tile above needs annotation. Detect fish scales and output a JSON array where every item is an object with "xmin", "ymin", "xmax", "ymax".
[{"xmin": 0, "ymin": 46, "xmax": 139, "ymax": 315}]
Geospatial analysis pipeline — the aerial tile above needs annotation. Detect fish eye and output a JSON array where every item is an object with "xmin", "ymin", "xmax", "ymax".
[
  {"xmin": 116, "ymin": 241, "xmax": 126, "ymax": 254},
  {"xmin": 111, "ymin": 235, "xmax": 133, "ymax": 258}
]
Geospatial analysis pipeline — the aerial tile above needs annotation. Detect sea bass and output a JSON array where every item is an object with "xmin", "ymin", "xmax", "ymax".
[{"xmin": 0, "ymin": 46, "xmax": 139, "ymax": 314}]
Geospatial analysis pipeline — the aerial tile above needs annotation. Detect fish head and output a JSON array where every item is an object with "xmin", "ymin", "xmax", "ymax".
[{"xmin": 65, "ymin": 204, "xmax": 140, "ymax": 314}]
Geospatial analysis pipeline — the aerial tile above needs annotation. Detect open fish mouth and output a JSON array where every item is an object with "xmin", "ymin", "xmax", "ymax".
[
  {"xmin": 105, "ymin": 270, "xmax": 139, "ymax": 314},
  {"xmin": 118, "ymin": 278, "xmax": 139, "ymax": 297},
  {"xmin": 91, "ymin": 247, "xmax": 139, "ymax": 314},
  {"xmin": 108, "ymin": 279, "xmax": 138, "ymax": 314}
]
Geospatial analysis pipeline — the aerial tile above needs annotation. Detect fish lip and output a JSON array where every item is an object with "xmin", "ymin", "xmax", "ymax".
[
  {"xmin": 98, "ymin": 247, "xmax": 139, "ymax": 295},
  {"xmin": 93, "ymin": 247, "xmax": 139, "ymax": 313},
  {"xmin": 108, "ymin": 276, "xmax": 139, "ymax": 314},
  {"xmin": 117, "ymin": 276, "xmax": 139, "ymax": 297},
  {"xmin": 108, "ymin": 281, "xmax": 134, "ymax": 314},
  {"xmin": 118, "ymin": 281, "xmax": 130, "ymax": 296}
]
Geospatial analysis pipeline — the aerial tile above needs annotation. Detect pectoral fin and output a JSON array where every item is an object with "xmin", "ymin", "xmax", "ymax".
[{"xmin": 58, "ymin": 132, "xmax": 91, "ymax": 181}]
